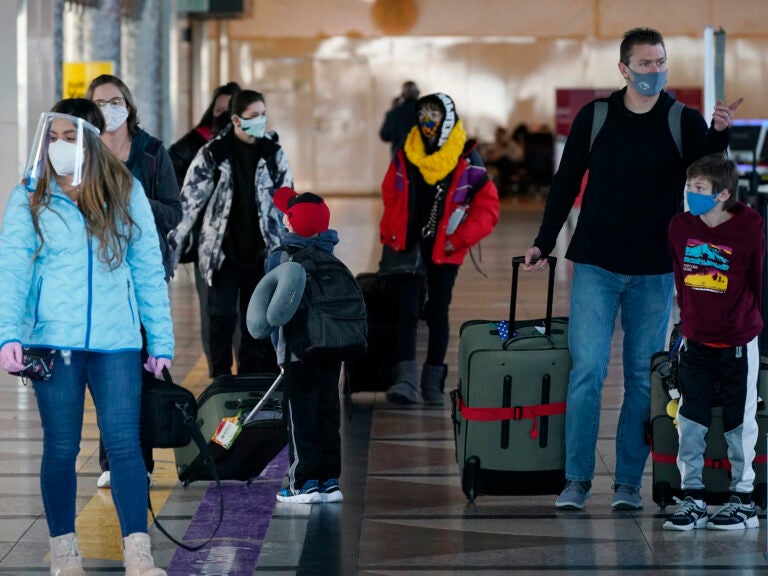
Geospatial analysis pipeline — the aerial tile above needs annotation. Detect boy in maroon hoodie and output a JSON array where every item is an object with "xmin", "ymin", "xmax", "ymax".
[{"xmin": 665, "ymin": 153, "xmax": 765, "ymax": 531}]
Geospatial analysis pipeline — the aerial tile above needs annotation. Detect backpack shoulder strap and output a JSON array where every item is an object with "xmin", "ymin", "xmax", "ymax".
[
  {"xmin": 590, "ymin": 101, "xmax": 608, "ymax": 153},
  {"xmin": 589, "ymin": 100, "xmax": 683, "ymax": 158},
  {"xmin": 668, "ymin": 101, "xmax": 685, "ymax": 158}
]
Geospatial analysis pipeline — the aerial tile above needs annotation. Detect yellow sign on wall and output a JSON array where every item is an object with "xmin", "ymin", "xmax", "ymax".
[{"xmin": 62, "ymin": 61, "xmax": 114, "ymax": 99}]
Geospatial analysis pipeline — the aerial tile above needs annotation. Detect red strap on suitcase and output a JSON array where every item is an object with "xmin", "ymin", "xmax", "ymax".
[{"xmin": 457, "ymin": 398, "xmax": 566, "ymax": 439}]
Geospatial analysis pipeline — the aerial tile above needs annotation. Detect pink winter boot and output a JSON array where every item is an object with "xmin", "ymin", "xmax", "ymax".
[
  {"xmin": 49, "ymin": 532, "xmax": 87, "ymax": 576},
  {"xmin": 122, "ymin": 533, "xmax": 166, "ymax": 576}
]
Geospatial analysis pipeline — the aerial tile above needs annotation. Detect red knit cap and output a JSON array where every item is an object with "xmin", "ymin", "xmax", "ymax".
[{"xmin": 273, "ymin": 187, "xmax": 330, "ymax": 237}]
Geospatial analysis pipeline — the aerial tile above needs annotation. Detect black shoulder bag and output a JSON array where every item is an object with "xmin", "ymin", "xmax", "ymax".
[{"xmin": 142, "ymin": 368, "xmax": 223, "ymax": 551}]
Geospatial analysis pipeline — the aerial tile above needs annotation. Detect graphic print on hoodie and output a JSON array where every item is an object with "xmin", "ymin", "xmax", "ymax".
[{"xmin": 682, "ymin": 239, "xmax": 731, "ymax": 293}]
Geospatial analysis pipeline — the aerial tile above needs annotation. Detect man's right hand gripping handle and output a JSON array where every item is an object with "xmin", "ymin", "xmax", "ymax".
[{"xmin": 522, "ymin": 246, "xmax": 548, "ymax": 271}]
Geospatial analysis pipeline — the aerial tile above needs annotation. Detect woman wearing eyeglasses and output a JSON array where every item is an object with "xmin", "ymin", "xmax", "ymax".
[
  {"xmin": 85, "ymin": 75, "xmax": 182, "ymax": 491},
  {"xmin": 86, "ymin": 75, "xmax": 181, "ymax": 283}
]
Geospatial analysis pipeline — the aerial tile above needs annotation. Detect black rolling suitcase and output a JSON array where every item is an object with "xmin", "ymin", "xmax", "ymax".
[
  {"xmin": 451, "ymin": 256, "xmax": 571, "ymax": 501},
  {"xmin": 344, "ymin": 273, "xmax": 399, "ymax": 394},
  {"xmin": 173, "ymin": 372, "xmax": 286, "ymax": 485},
  {"xmin": 344, "ymin": 272, "xmax": 427, "ymax": 395},
  {"xmin": 649, "ymin": 341, "xmax": 768, "ymax": 509}
]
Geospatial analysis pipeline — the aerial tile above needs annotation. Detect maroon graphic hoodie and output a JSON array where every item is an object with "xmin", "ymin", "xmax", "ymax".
[{"xmin": 668, "ymin": 201, "xmax": 765, "ymax": 346}]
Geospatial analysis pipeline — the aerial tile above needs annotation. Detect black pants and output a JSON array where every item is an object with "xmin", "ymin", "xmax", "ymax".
[
  {"xmin": 208, "ymin": 259, "xmax": 277, "ymax": 377},
  {"xmin": 284, "ymin": 360, "xmax": 342, "ymax": 490},
  {"xmin": 393, "ymin": 242, "xmax": 459, "ymax": 365},
  {"xmin": 677, "ymin": 337, "xmax": 760, "ymax": 496}
]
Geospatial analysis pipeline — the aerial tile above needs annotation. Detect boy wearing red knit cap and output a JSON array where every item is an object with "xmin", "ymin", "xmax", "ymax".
[{"xmin": 266, "ymin": 187, "xmax": 344, "ymax": 503}]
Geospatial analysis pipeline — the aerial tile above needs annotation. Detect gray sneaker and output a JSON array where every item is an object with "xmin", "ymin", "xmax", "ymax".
[
  {"xmin": 555, "ymin": 480, "xmax": 592, "ymax": 510},
  {"xmin": 611, "ymin": 483, "xmax": 643, "ymax": 510}
]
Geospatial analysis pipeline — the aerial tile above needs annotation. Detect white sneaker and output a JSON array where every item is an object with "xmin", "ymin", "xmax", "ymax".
[
  {"xmin": 98, "ymin": 470, "xmax": 153, "ymax": 489},
  {"xmin": 97, "ymin": 470, "xmax": 111, "ymax": 488}
]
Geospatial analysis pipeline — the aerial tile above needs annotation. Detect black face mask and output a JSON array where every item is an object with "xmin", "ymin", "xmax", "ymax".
[{"xmin": 212, "ymin": 112, "xmax": 231, "ymax": 135}]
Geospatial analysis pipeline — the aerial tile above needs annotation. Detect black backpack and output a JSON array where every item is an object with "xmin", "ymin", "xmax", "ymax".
[{"xmin": 282, "ymin": 245, "xmax": 368, "ymax": 363}]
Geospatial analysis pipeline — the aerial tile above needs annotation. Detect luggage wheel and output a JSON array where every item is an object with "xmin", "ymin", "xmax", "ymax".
[
  {"xmin": 652, "ymin": 481, "xmax": 673, "ymax": 510},
  {"xmin": 755, "ymin": 482, "xmax": 767, "ymax": 510},
  {"xmin": 462, "ymin": 456, "xmax": 480, "ymax": 502}
]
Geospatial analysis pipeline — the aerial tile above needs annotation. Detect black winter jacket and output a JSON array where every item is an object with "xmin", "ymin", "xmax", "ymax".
[{"xmin": 127, "ymin": 130, "xmax": 182, "ymax": 281}]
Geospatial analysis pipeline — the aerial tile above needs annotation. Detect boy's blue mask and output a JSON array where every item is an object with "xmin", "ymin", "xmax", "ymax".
[
  {"xmin": 686, "ymin": 190, "xmax": 719, "ymax": 216},
  {"xmin": 628, "ymin": 68, "xmax": 667, "ymax": 97}
]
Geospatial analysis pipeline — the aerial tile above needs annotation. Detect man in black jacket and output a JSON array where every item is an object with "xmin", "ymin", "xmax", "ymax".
[
  {"xmin": 379, "ymin": 81, "xmax": 420, "ymax": 156},
  {"xmin": 523, "ymin": 27, "xmax": 743, "ymax": 512}
]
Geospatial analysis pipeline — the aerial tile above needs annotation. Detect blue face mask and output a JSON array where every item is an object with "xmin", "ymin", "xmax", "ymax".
[
  {"xmin": 686, "ymin": 190, "xmax": 719, "ymax": 216},
  {"xmin": 237, "ymin": 115, "xmax": 267, "ymax": 138},
  {"xmin": 628, "ymin": 68, "xmax": 667, "ymax": 97}
]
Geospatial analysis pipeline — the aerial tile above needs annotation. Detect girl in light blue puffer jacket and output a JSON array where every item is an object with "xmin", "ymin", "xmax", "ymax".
[{"xmin": 0, "ymin": 99, "xmax": 172, "ymax": 576}]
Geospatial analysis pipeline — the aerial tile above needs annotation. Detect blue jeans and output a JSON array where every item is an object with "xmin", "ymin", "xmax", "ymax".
[
  {"xmin": 33, "ymin": 350, "xmax": 147, "ymax": 538},
  {"xmin": 566, "ymin": 263, "xmax": 673, "ymax": 488}
]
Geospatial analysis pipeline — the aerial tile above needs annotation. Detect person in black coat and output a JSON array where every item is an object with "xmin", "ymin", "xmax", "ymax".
[
  {"xmin": 86, "ymin": 74, "xmax": 182, "ymax": 489},
  {"xmin": 168, "ymin": 81, "xmax": 241, "ymax": 377},
  {"xmin": 379, "ymin": 81, "xmax": 420, "ymax": 156},
  {"xmin": 168, "ymin": 81, "xmax": 241, "ymax": 186}
]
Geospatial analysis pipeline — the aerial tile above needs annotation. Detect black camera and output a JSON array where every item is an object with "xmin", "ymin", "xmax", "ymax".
[{"xmin": 12, "ymin": 348, "xmax": 55, "ymax": 382}]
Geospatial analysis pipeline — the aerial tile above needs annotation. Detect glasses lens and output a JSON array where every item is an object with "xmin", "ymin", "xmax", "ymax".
[{"xmin": 95, "ymin": 98, "xmax": 124, "ymax": 108}]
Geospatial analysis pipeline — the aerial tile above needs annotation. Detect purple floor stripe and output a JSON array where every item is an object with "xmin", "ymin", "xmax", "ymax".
[{"xmin": 166, "ymin": 447, "xmax": 289, "ymax": 576}]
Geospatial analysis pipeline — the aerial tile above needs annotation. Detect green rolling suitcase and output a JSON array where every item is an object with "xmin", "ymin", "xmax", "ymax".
[
  {"xmin": 650, "ymin": 350, "xmax": 768, "ymax": 509},
  {"xmin": 451, "ymin": 256, "xmax": 571, "ymax": 502},
  {"xmin": 173, "ymin": 373, "xmax": 286, "ymax": 485}
]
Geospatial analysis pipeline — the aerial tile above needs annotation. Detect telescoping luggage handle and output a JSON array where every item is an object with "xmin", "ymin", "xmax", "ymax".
[
  {"xmin": 510, "ymin": 256, "xmax": 557, "ymax": 336},
  {"xmin": 242, "ymin": 367, "xmax": 285, "ymax": 425}
]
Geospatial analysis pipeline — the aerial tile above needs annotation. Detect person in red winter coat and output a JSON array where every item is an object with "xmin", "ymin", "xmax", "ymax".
[{"xmin": 379, "ymin": 92, "xmax": 499, "ymax": 406}]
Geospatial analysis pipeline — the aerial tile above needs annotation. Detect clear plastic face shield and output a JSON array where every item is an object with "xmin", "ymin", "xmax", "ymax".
[{"xmin": 22, "ymin": 112, "xmax": 101, "ymax": 191}]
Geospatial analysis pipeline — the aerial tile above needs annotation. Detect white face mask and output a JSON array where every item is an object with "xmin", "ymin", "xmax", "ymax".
[
  {"xmin": 102, "ymin": 105, "xmax": 129, "ymax": 132},
  {"xmin": 48, "ymin": 140, "xmax": 83, "ymax": 176}
]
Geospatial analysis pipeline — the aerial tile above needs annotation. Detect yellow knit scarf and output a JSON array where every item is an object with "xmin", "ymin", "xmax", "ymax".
[{"xmin": 404, "ymin": 119, "xmax": 467, "ymax": 185}]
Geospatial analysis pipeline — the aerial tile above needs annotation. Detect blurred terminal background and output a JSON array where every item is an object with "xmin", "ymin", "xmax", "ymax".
[{"xmin": 2, "ymin": 0, "xmax": 768, "ymax": 211}]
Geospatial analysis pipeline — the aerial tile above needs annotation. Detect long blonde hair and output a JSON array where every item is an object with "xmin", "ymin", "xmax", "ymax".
[{"xmin": 30, "ymin": 99, "xmax": 136, "ymax": 269}]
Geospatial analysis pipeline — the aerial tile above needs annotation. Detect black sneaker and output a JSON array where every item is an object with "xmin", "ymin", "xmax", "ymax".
[
  {"xmin": 663, "ymin": 496, "xmax": 708, "ymax": 531},
  {"xmin": 707, "ymin": 495, "xmax": 759, "ymax": 530}
]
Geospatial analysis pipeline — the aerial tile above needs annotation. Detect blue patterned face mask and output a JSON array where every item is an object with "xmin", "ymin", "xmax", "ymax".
[
  {"xmin": 419, "ymin": 118, "xmax": 439, "ymax": 139},
  {"xmin": 628, "ymin": 68, "xmax": 667, "ymax": 96},
  {"xmin": 686, "ymin": 190, "xmax": 719, "ymax": 216}
]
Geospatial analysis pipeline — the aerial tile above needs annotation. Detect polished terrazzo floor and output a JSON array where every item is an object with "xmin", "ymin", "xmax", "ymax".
[{"xmin": 0, "ymin": 195, "xmax": 766, "ymax": 575}]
